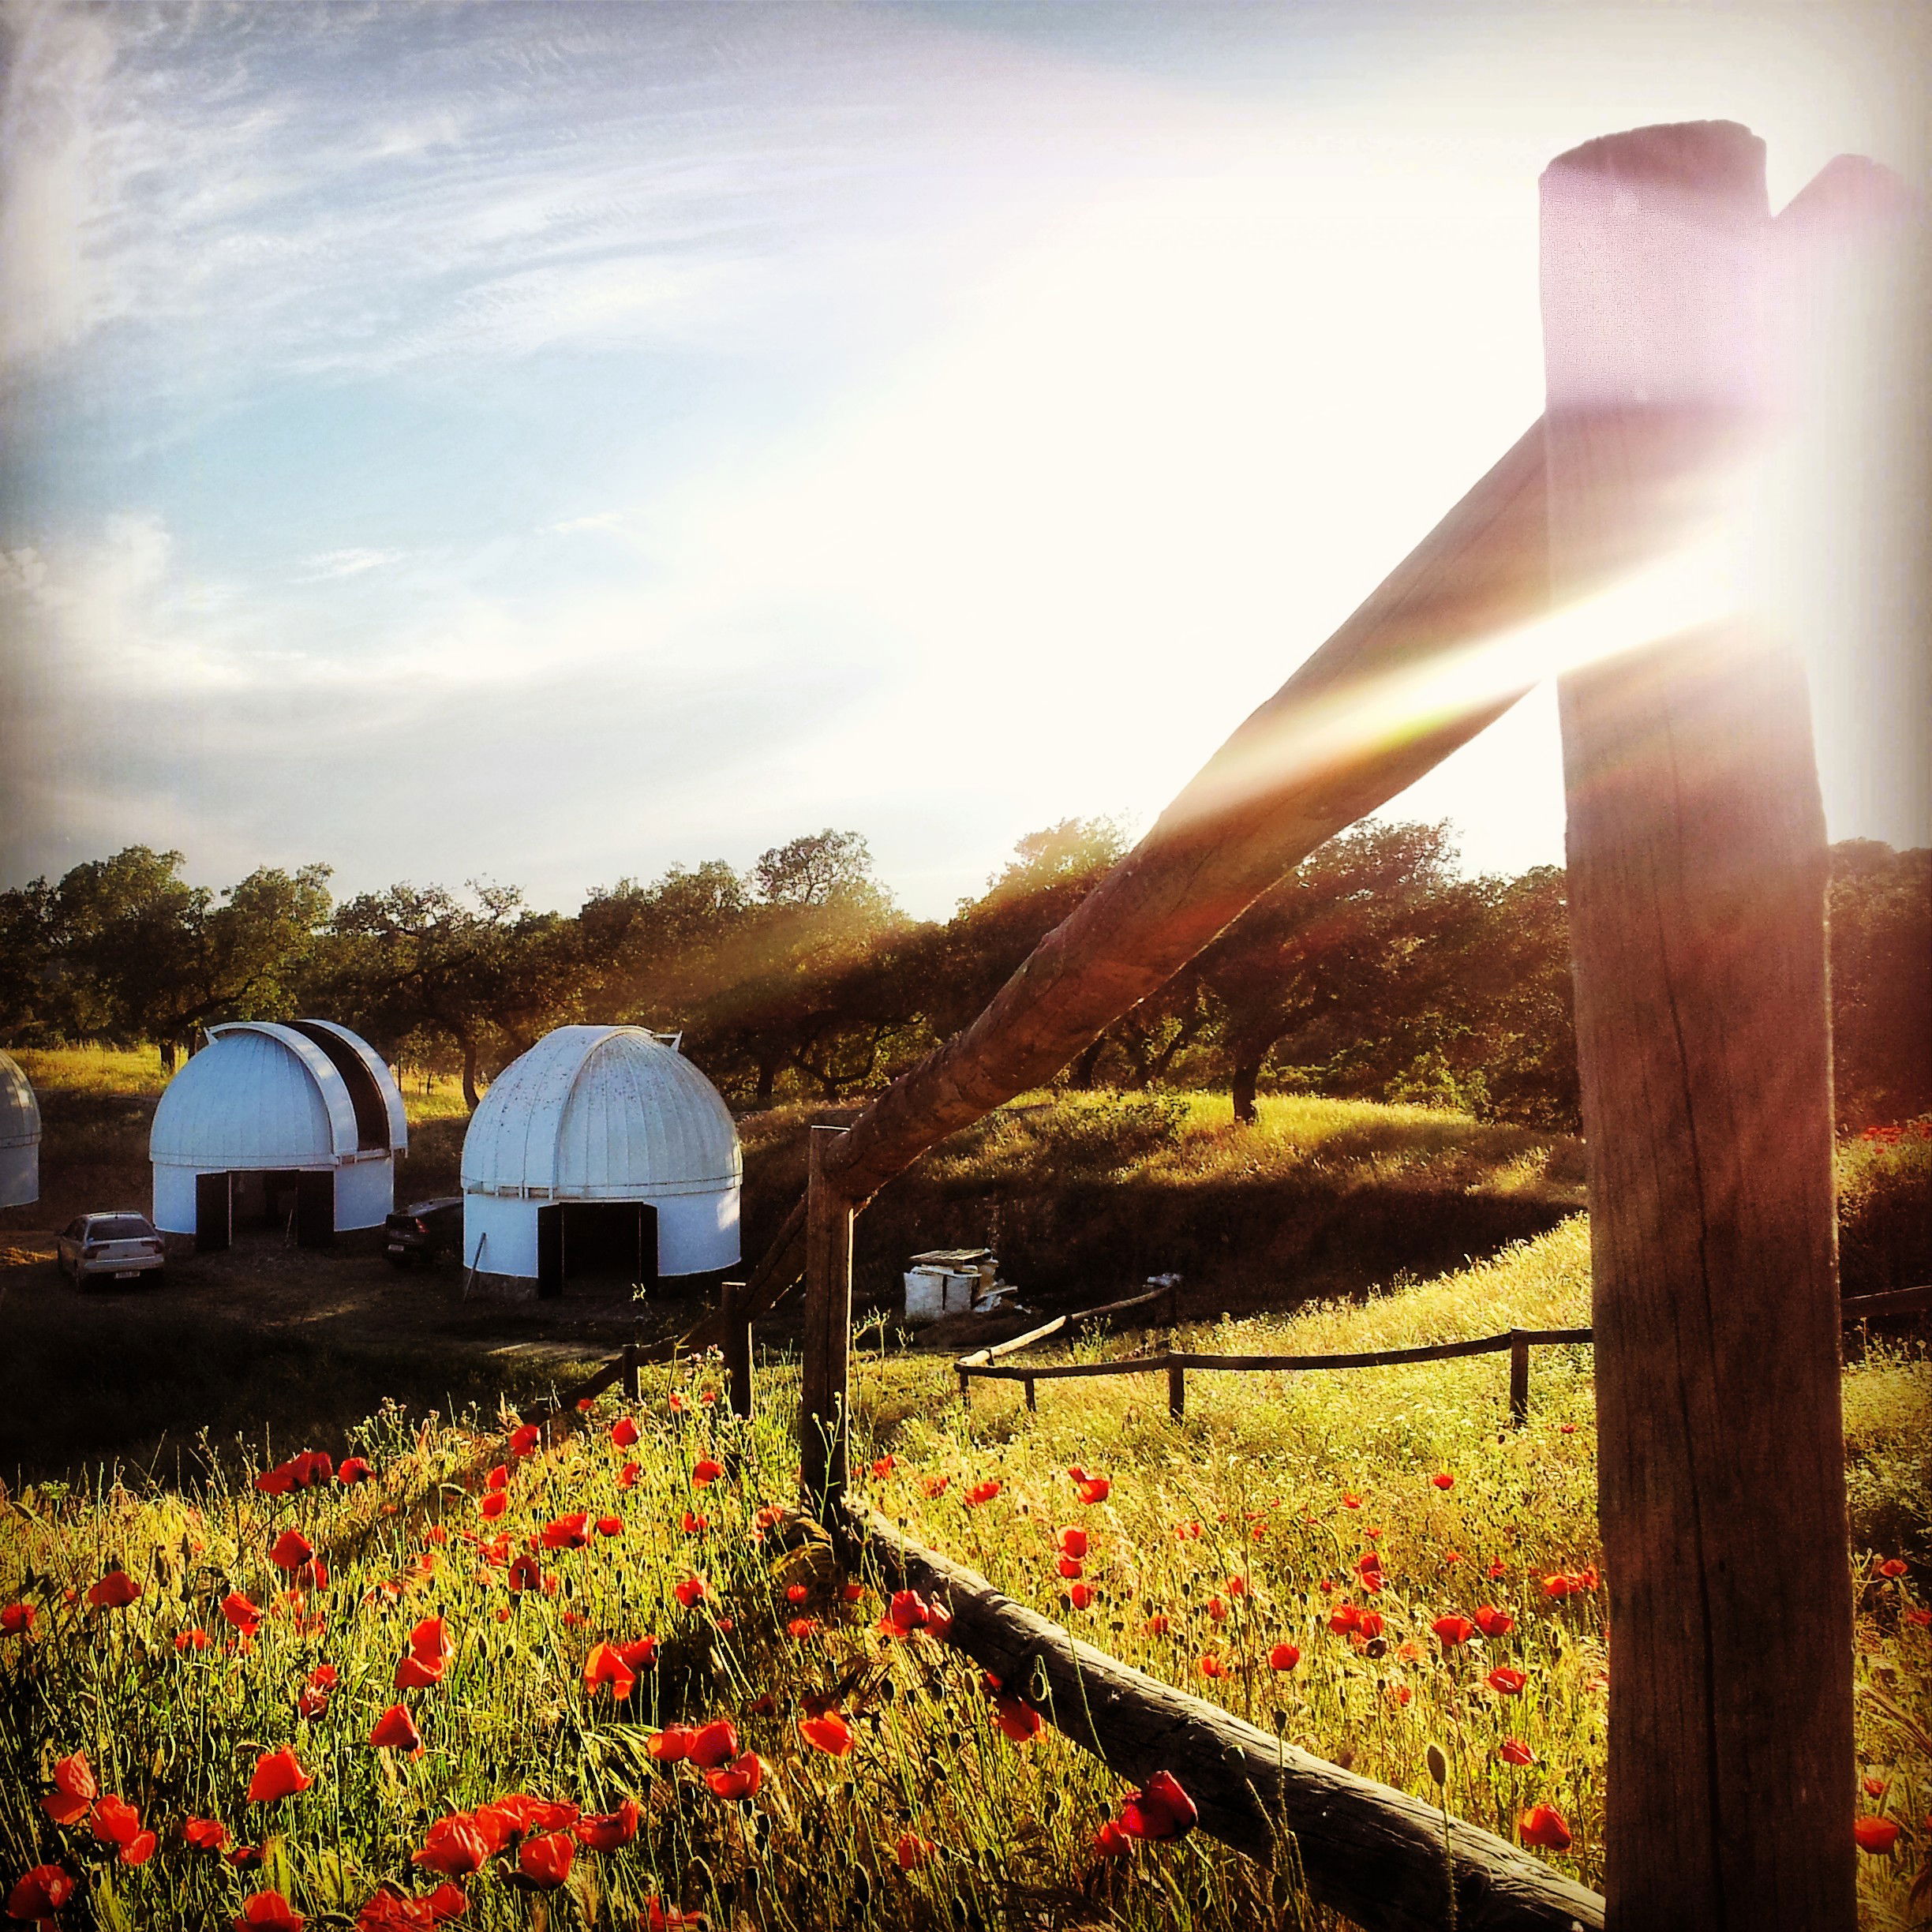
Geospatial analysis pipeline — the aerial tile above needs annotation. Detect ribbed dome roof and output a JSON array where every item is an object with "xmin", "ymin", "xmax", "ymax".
[
  {"xmin": 462, "ymin": 1026, "xmax": 739, "ymax": 1200},
  {"xmin": 149, "ymin": 1022, "xmax": 405, "ymax": 1168},
  {"xmin": 0, "ymin": 1050, "xmax": 39, "ymax": 1151}
]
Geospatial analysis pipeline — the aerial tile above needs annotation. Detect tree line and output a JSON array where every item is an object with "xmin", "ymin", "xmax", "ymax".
[{"xmin": 2, "ymin": 822, "xmax": 1924, "ymax": 1132}]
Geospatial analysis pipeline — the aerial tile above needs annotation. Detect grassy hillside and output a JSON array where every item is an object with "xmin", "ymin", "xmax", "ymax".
[{"xmin": 0, "ymin": 1222, "xmax": 1925, "ymax": 1928}]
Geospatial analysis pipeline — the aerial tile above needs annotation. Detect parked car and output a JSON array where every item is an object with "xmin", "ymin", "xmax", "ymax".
[
  {"xmin": 55, "ymin": 1211, "xmax": 167, "ymax": 1286},
  {"xmin": 384, "ymin": 1196, "xmax": 464, "ymax": 1267}
]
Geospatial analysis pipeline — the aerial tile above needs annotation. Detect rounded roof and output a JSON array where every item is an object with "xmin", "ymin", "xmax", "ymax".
[
  {"xmin": 462, "ymin": 1026, "xmax": 739, "ymax": 1200},
  {"xmin": 0, "ymin": 1050, "xmax": 39, "ymax": 1151},
  {"xmin": 149, "ymin": 1021, "xmax": 406, "ymax": 1169}
]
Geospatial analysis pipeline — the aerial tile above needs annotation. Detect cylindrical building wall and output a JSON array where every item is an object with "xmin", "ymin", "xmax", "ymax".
[
  {"xmin": 0, "ymin": 1140, "xmax": 36, "ymax": 1209},
  {"xmin": 335, "ymin": 1159, "xmax": 395, "ymax": 1233}
]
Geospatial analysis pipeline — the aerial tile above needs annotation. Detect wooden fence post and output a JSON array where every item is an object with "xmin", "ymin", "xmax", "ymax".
[
  {"xmin": 620, "ymin": 1340, "xmax": 640, "ymax": 1402},
  {"xmin": 1542, "ymin": 120, "xmax": 1853, "ymax": 1926},
  {"xmin": 800, "ymin": 1126, "xmax": 855, "ymax": 1520},
  {"xmin": 721, "ymin": 1282, "xmax": 754, "ymax": 1418},
  {"xmin": 1167, "ymin": 1361, "xmax": 1186, "ymax": 1421},
  {"xmin": 1023, "ymin": 1376, "xmax": 1037, "ymax": 1413},
  {"xmin": 1507, "ymin": 1330, "xmax": 1530, "ymax": 1428}
]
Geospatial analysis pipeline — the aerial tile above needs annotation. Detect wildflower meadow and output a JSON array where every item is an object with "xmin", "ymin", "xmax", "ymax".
[{"xmin": 2, "ymin": 1221, "xmax": 1928, "ymax": 1930}]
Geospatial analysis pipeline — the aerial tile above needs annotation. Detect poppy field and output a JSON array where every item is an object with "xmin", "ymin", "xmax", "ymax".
[{"xmin": 2, "ymin": 1219, "xmax": 1928, "ymax": 1930}]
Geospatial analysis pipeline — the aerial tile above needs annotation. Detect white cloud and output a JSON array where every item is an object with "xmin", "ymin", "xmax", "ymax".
[{"xmin": 296, "ymin": 547, "xmax": 406, "ymax": 582}]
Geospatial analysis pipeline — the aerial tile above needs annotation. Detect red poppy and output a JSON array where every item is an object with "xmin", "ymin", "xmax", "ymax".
[
  {"xmin": 593, "ymin": 1515, "xmax": 623, "ymax": 1537},
  {"xmin": 354, "ymin": 1883, "xmax": 468, "ymax": 1930},
  {"xmin": 1069, "ymin": 1469, "xmax": 1110, "ymax": 1505},
  {"xmin": 879, "ymin": 1589, "xmax": 953, "ymax": 1640},
  {"xmin": 507, "ymin": 1424, "xmax": 541, "ymax": 1457},
  {"xmin": 1, "ymin": 1604, "xmax": 35, "ymax": 1637},
  {"xmin": 1199, "ymin": 1655, "xmax": 1228, "ymax": 1679},
  {"xmin": 1341, "ymin": 1492, "xmax": 1362, "ymax": 1510},
  {"xmin": 1906, "ymin": 1608, "xmax": 1932, "ymax": 1627},
  {"xmin": 1497, "ymin": 1737, "xmax": 1535, "ymax": 1766},
  {"xmin": 646, "ymin": 1725, "xmax": 698, "ymax": 1764},
  {"xmin": 1058, "ymin": 1527, "xmax": 1089, "ymax": 1560},
  {"xmin": 85, "ymin": 1571, "xmax": 141, "ymax": 1611},
  {"xmin": 1069, "ymin": 1583, "xmax": 1095, "ymax": 1610},
  {"xmin": 787, "ymin": 1616, "xmax": 820, "ymax": 1639},
  {"xmin": 1268, "ymin": 1642, "xmax": 1301, "ymax": 1672},
  {"xmin": 1432, "ymin": 1616, "xmax": 1475, "ymax": 1649},
  {"xmin": 234, "ymin": 1891, "xmax": 305, "ymax": 1932},
  {"xmin": 41, "ymin": 1753, "xmax": 97, "ymax": 1825},
  {"xmin": 799, "ymin": 1710, "xmax": 855, "ymax": 1757},
  {"xmin": 894, "ymin": 1830, "xmax": 934, "ymax": 1870},
  {"xmin": 616, "ymin": 1462, "xmax": 641, "ymax": 1489},
  {"xmin": 965, "ymin": 1481, "xmax": 1001, "ymax": 1506},
  {"xmin": 1431, "ymin": 1473, "xmax": 1455, "ymax": 1491},
  {"xmin": 246, "ymin": 1748, "xmax": 313, "ymax": 1804},
  {"xmin": 6, "ymin": 1866, "xmax": 76, "ymax": 1921},
  {"xmin": 704, "ymin": 1751, "xmax": 765, "ymax": 1801},
  {"xmin": 395, "ymin": 1652, "xmax": 445, "ymax": 1690},
  {"xmin": 1057, "ymin": 1556, "xmax": 1083, "ymax": 1579},
  {"xmin": 1118, "ymin": 1769, "xmax": 1198, "ymax": 1841},
  {"xmin": 227, "ymin": 1844, "xmax": 266, "ymax": 1870},
  {"xmin": 673, "ymin": 1576, "xmax": 707, "ymax": 1608},
  {"xmin": 185, "ymin": 1818, "xmax": 231, "ymax": 1852},
  {"xmin": 644, "ymin": 1901, "xmax": 706, "ymax": 1931},
  {"xmin": 269, "ymin": 1530, "xmax": 315, "ymax": 1572},
  {"xmin": 1474, "ymin": 1605, "xmax": 1515, "ymax": 1638},
  {"xmin": 1092, "ymin": 1819, "xmax": 1133, "ymax": 1861},
  {"xmin": 841, "ymin": 1582, "xmax": 865, "ymax": 1603},
  {"xmin": 293, "ymin": 1450, "xmax": 333, "ymax": 1485},
  {"xmin": 582, "ymin": 1644, "xmax": 637, "ymax": 1699},
  {"xmin": 540, "ymin": 1513, "xmax": 590, "ymax": 1552},
  {"xmin": 90, "ymin": 1795, "xmax": 155, "ymax": 1866},
  {"xmin": 337, "ymin": 1458, "xmax": 372, "ymax": 1485},
  {"xmin": 223, "ymin": 1591, "xmax": 264, "ymax": 1636},
  {"xmin": 573, "ymin": 1799, "xmax": 641, "ymax": 1851},
  {"xmin": 680, "ymin": 1718, "xmax": 736, "ymax": 1770},
  {"xmin": 370, "ymin": 1705, "xmax": 424, "ymax": 1752},
  {"xmin": 1208, "ymin": 1596, "xmax": 1228, "ymax": 1623},
  {"xmin": 1877, "ymin": 1559, "xmax": 1908, "ymax": 1579},
  {"xmin": 413, "ymin": 1817, "xmax": 490, "ymax": 1878},
  {"xmin": 477, "ymin": 1492, "xmax": 508, "ymax": 1522},
  {"xmin": 1357, "ymin": 1611, "xmax": 1385, "ymax": 1641},
  {"xmin": 1328, "ymin": 1603, "xmax": 1361, "ymax": 1635},
  {"xmin": 517, "ymin": 1833, "xmax": 575, "ymax": 1889},
  {"xmin": 1863, "ymin": 1777, "xmax": 1888, "ymax": 1798},
  {"xmin": 1488, "ymin": 1667, "xmax": 1527, "ymax": 1697},
  {"xmin": 681, "ymin": 1511, "xmax": 709, "ymax": 1535},
  {"xmin": 992, "ymin": 1695, "xmax": 1043, "ymax": 1743},
  {"xmin": 1855, "ymin": 1817, "xmax": 1900, "ymax": 1854},
  {"xmin": 1518, "ymin": 1805, "xmax": 1572, "ymax": 1852},
  {"xmin": 921, "ymin": 1474, "xmax": 951, "ymax": 1498},
  {"xmin": 1144, "ymin": 1614, "xmax": 1170, "ymax": 1637},
  {"xmin": 610, "ymin": 1417, "xmax": 640, "ymax": 1448},
  {"xmin": 507, "ymin": 1552, "xmax": 543, "ymax": 1593},
  {"xmin": 691, "ymin": 1458, "xmax": 723, "ymax": 1486},
  {"xmin": 616, "ymin": 1634, "xmax": 660, "ymax": 1669},
  {"xmin": 298, "ymin": 1665, "xmax": 336, "ymax": 1718}
]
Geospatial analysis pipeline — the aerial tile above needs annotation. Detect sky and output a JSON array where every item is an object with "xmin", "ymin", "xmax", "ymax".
[{"xmin": 1, "ymin": 0, "xmax": 1926, "ymax": 921}]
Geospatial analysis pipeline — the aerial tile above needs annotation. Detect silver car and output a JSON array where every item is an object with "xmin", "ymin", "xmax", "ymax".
[{"xmin": 55, "ymin": 1211, "xmax": 167, "ymax": 1286}]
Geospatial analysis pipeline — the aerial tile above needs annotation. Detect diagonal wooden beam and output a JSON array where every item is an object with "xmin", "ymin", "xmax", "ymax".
[{"xmin": 651, "ymin": 154, "xmax": 1896, "ymax": 1354}]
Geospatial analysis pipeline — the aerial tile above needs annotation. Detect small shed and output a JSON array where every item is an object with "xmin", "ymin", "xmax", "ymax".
[
  {"xmin": 149, "ymin": 1020, "xmax": 407, "ymax": 1249},
  {"xmin": 0, "ymin": 1050, "xmax": 40, "ymax": 1209},
  {"xmin": 460, "ymin": 1025, "xmax": 740, "ymax": 1297}
]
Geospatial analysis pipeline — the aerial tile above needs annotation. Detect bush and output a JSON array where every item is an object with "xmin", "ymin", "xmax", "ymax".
[{"xmin": 1029, "ymin": 1093, "xmax": 1186, "ymax": 1172}]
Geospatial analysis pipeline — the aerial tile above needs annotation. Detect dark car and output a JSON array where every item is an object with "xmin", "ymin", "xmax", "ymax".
[{"xmin": 384, "ymin": 1196, "xmax": 463, "ymax": 1267}]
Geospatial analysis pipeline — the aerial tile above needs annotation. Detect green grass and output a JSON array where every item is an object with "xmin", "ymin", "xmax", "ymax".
[{"xmin": 2, "ymin": 1222, "xmax": 1927, "ymax": 1929}]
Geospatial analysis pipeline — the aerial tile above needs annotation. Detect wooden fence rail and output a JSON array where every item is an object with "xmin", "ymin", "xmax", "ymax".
[
  {"xmin": 953, "ymin": 1285, "xmax": 1931, "ymax": 1424},
  {"xmin": 839, "ymin": 1498, "xmax": 1606, "ymax": 1932}
]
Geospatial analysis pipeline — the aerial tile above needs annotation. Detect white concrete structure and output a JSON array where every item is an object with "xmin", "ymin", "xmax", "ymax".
[
  {"xmin": 461, "ymin": 1025, "xmax": 739, "ymax": 1295},
  {"xmin": 0, "ymin": 1050, "xmax": 40, "ymax": 1209},
  {"xmin": 149, "ymin": 1020, "xmax": 406, "ymax": 1249}
]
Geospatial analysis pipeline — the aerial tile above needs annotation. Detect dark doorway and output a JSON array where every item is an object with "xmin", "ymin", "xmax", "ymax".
[
  {"xmin": 534, "ymin": 1201, "xmax": 657, "ymax": 1298},
  {"xmin": 295, "ymin": 1170, "xmax": 335, "ymax": 1249},
  {"xmin": 194, "ymin": 1171, "xmax": 232, "ymax": 1253}
]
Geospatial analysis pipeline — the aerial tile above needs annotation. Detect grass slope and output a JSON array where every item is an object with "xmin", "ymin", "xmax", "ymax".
[{"xmin": 1, "ymin": 1224, "xmax": 1926, "ymax": 1929}]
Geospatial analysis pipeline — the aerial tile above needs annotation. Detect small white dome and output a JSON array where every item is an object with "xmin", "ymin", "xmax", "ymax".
[
  {"xmin": 149, "ymin": 1021, "xmax": 405, "ymax": 1169},
  {"xmin": 0, "ymin": 1050, "xmax": 39, "ymax": 1151},
  {"xmin": 462, "ymin": 1025, "xmax": 739, "ymax": 1200}
]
